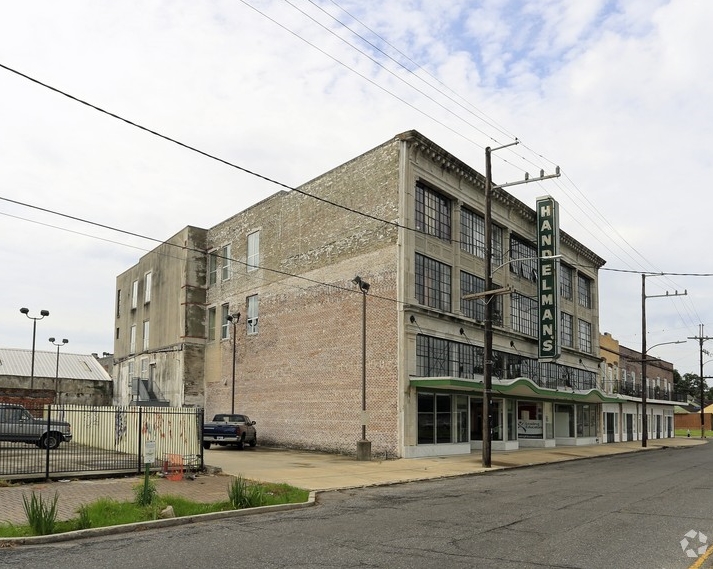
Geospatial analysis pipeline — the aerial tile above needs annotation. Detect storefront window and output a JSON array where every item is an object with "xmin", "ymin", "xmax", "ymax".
[
  {"xmin": 492, "ymin": 401, "xmax": 503, "ymax": 441},
  {"xmin": 555, "ymin": 404, "xmax": 575, "ymax": 437},
  {"xmin": 417, "ymin": 392, "xmax": 434, "ymax": 444},
  {"xmin": 417, "ymin": 392, "xmax": 453, "ymax": 444},
  {"xmin": 544, "ymin": 402, "xmax": 554, "ymax": 439},
  {"xmin": 470, "ymin": 398, "xmax": 483, "ymax": 441},
  {"xmin": 436, "ymin": 394, "xmax": 452, "ymax": 443},
  {"xmin": 576, "ymin": 404, "xmax": 598, "ymax": 437},
  {"xmin": 455, "ymin": 395, "xmax": 468, "ymax": 443},
  {"xmin": 507, "ymin": 399, "xmax": 517, "ymax": 441},
  {"xmin": 517, "ymin": 401, "xmax": 543, "ymax": 439}
]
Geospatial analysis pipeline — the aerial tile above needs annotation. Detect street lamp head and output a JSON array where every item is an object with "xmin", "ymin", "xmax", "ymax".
[
  {"xmin": 62, "ymin": 339, "xmax": 68, "ymax": 344},
  {"xmin": 227, "ymin": 312, "xmax": 241, "ymax": 323},
  {"xmin": 49, "ymin": 337, "xmax": 55, "ymax": 343},
  {"xmin": 20, "ymin": 307, "xmax": 29, "ymax": 315},
  {"xmin": 352, "ymin": 275, "xmax": 370, "ymax": 293},
  {"xmin": 40, "ymin": 310, "xmax": 49, "ymax": 317}
]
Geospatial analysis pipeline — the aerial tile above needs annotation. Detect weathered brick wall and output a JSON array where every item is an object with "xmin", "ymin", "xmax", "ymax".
[
  {"xmin": 0, "ymin": 382, "xmax": 111, "ymax": 408},
  {"xmin": 203, "ymin": 138, "xmax": 402, "ymax": 456},
  {"xmin": 674, "ymin": 413, "xmax": 713, "ymax": 430},
  {"xmin": 0, "ymin": 388, "xmax": 55, "ymax": 413}
]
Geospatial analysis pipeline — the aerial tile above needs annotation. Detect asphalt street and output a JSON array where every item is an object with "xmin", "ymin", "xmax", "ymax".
[{"xmin": 2, "ymin": 441, "xmax": 711, "ymax": 569}]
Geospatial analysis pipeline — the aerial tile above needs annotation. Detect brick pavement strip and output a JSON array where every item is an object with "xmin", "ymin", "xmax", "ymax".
[{"xmin": 0, "ymin": 472, "xmax": 237, "ymax": 526}]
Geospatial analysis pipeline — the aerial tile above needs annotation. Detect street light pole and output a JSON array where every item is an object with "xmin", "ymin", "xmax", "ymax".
[
  {"xmin": 353, "ymin": 275, "xmax": 370, "ymax": 460},
  {"xmin": 688, "ymin": 325, "xmax": 712, "ymax": 438},
  {"xmin": 483, "ymin": 147, "xmax": 494, "ymax": 469},
  {"xmin": 481, "ymin": 143, "xmax": 559, "ymax": 468},
  {"xmin": 226, "ymin": 313, "xmax": 240, "ymax": 415},
  {"xmin": 641, "ymin": 274, "xmax": 686, "ymax": 447},
  {"xmin": 49, "ymin": 337, "xmax": 69, "ymax": 404},
  {"xmin": 20, "ymin": 308, "xmax": 49, "ymax": 391}
]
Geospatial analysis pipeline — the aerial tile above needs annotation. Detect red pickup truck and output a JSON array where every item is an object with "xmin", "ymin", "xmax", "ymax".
[{"xmin": 202, "ymin": 413, "xmax": 257, "ymax": 450}]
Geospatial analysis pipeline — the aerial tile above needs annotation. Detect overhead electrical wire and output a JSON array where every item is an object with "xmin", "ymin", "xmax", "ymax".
[{"xmin": 1, "ymin": 3, "xmax": 709, "ymax": 344}]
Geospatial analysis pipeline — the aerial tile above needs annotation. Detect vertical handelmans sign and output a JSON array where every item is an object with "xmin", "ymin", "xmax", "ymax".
[{"xmin": 537, "ymin": 196, "xmax": 560, "ymax": 360}]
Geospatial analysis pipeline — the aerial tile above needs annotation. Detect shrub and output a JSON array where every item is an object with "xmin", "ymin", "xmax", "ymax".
[
  {"xmin": 22, "ymin": 491, "xmax": 59, "ymax": 535},
  {"xmin": 228, "ymin": 475, "xmax": 266, "ymax": 509},
  {"xmin": 76, "ymin": 504, "xmax": 92, "ymax": 530}
]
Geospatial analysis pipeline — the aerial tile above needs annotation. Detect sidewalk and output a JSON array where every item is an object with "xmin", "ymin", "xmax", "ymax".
[{"xmin": 0, "ymin": 437, "xmax": 705, "ymax": 529}]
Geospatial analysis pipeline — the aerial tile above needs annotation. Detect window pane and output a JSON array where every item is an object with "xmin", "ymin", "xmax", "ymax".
[
  {"xmin": 561, "ymin": 312, "xmax": 573, "ymax": 347},
  {"xmin": 247, "ymin": 231, "xmax": 260, "ymax": 272},
  {"xmin": 144, "ymin": 272, "xmax": 152, "ymax": 303},
  {"xmin": 511, "ymin": 293, "xmax": 538, "ymax": 336},
  {"xmin": 247, "ymin": 295, "xmax": 259, "ymax": 335},
  {"xmin": 436, "ymin": 394, "xmax": 452, "ymax": 443},
  {"xmin": 415, "ymin": 183, "xmax": 451, "ymax": 241},
  {"xmin": 417, "ymin": 392, "xmax": 435, "ymax": 444},
  {"xmin": 578, "ymin": 319, "xmax": 592, "ymax": 353},
  {"xmin": 560, "ymin": 265, "xmax": 573, "ymax": 300},
  {"xmin": 578, "ymin": 274, "xmax": 592, "ymax": 308},
  {"xmin": 415, "ymin": 253, "xmax": 451, "ymax": 311},
  {"xmin": 221, "ymin": 245, "xmax": 231, "ymax": 281},
  {"xmin": 509, "ymin": 237, "xmax": 538, "ymax": 282},
  {"xmin": 208, "ymin": 252, "xmax": 218, "ymax": 285},
  {"xmin": 221, "ymin": 304, "xmax": 230, "ymax": 339},
  {"xmin": 142, "ymin": 320, "xmax": 149, "ymax": 350},
  {"xmin": 208, "ymin": 307, "xmax": 216, "ymax": 342},
  {"xmin": 131, "ymin": 280, "xmax": 138, "ymax": 309}
]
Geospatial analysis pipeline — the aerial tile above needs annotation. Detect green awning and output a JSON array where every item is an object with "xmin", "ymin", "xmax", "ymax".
[{"xmin": 409, "ymin": 376, "xmax": 623, "ymax": 404}]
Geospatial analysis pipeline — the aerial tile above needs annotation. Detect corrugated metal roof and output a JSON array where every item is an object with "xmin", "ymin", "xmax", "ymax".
[{"xmin": 0, "ymin": 348, "xmax": 112, "ymax": 382}]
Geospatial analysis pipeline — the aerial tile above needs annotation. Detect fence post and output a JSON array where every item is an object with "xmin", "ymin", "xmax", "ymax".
[
  {"xmin": 137, "ymin": 406, "xmax": 143, "ymax": 474},
  {"xmin": 45, "ymin": 404, "xmax": 52, "ymax": 480},
  {"xmin": 199, "ymin": 408, "xmax": 204, "ymax": 471}
]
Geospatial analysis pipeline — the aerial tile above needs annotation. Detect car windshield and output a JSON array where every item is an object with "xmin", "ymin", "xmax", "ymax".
[{"xmin": 216, "ymin": 415, "xmax": 245, "ymax": 422}]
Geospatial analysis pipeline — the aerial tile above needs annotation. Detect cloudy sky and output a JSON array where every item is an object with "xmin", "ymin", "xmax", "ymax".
[{"xmin": 1, "ymin": 0, "xmax": 711, "ymax": 377}]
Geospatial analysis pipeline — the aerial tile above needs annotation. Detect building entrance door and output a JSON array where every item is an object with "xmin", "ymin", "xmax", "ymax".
[
  {"xmin": 605, "ymin": 413, "xmax": 615, "ymax": 443},
  {"xmin": 626, "ymin": 414, "xmax": 634, "ymax": 441},
  {"xmin": 470, "ymin": 398, "xmax": 483, "ymax": 441}
]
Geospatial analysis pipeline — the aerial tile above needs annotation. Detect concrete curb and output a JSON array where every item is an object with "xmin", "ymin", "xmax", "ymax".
[{"xmin": 0, "ymin": 491, "xmax": 317, "ymax": 546}]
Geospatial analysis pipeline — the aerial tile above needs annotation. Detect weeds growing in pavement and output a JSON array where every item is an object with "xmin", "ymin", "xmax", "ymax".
[
  {"xmin": 133, "ymin": 477, "xmax": 158, "ymax": 507},
  {"xmin": 22, "ymin": 491, "xmax": 59, "ymax": 536},
  {"xmin": 228, "ymin": 475, "xmax": 267, "ymax": 509},
  {"xmin": 0, "ymin": 476, "xmax": 308, "ymax": 539}
]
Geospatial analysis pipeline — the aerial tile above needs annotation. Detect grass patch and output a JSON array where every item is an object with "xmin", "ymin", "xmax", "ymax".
[
  {"xmin": 675, "ymin": 428, "xmax": 713, "ymax": 438},
  {"xmin": 0, "ymin": 476, "xmax": 309, "ymax": 539}
]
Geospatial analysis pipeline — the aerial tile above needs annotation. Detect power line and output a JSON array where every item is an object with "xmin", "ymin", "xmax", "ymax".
[{"xmin": 2, "ymin": 7, "xmax": 709, "ymax": 338}]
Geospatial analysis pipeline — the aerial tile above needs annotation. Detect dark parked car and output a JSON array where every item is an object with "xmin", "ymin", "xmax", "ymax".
[
  {"xmin": 203, "ymin": 413, "xmax": 257, "ymax": 450},
  {"xmin": 0, "ymin": 403, "xmax": 72, "ymax": 449}
]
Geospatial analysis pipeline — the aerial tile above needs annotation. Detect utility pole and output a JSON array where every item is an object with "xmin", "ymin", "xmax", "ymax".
[
  {"xmin": 688, "ymin": 324, "xmax": 712, "ymax": 439},
  {"xmin": 641, "ymin": 274, "xmax": 686, "ymax": 447},
  {"xmin": 480, "ymin": 142, "xmax": 559, "ymax": 468}
]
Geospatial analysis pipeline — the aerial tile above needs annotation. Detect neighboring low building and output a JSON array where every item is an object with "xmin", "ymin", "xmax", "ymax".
[
  {"xmin": 114, "ymin": 130, "xmax": 629, "ymax": 457},
  {"xmin": 0, "ymin": 347, "xmax": 113, "ymax": 406},
  {"xmin": 599, "ymin": 332, "xmax": 680, "ymax": 442}
]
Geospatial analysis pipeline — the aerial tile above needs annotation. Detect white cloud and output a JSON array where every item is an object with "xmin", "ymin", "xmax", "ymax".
[{"xmin": 0, "ymin": 0, "xmax": 711, "ymax": 375}]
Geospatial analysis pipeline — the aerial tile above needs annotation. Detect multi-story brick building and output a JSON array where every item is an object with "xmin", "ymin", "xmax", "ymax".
[
  {"xmin": 599, "ymin": 332, "xmax": 677, "ymax": 441},
  {"xmin": 114, "ymin": 130, "xmax": 666, "ymax": 458}
]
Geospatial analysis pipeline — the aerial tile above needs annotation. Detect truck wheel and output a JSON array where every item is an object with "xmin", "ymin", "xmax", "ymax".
[
  {"xmin": 202, "ymin": 442, "xmax": 211, "ymax": 450},
  {"xmin": 249, "ymin": 436, "xmax": 257, "ymax": 448},
  {"xmin": 236, "ymin": 435, "xmax": 245, "ymax": 450},
  {"xmin": 40, "ymin": 433, "xmax": 61, "ymax": 450}
]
